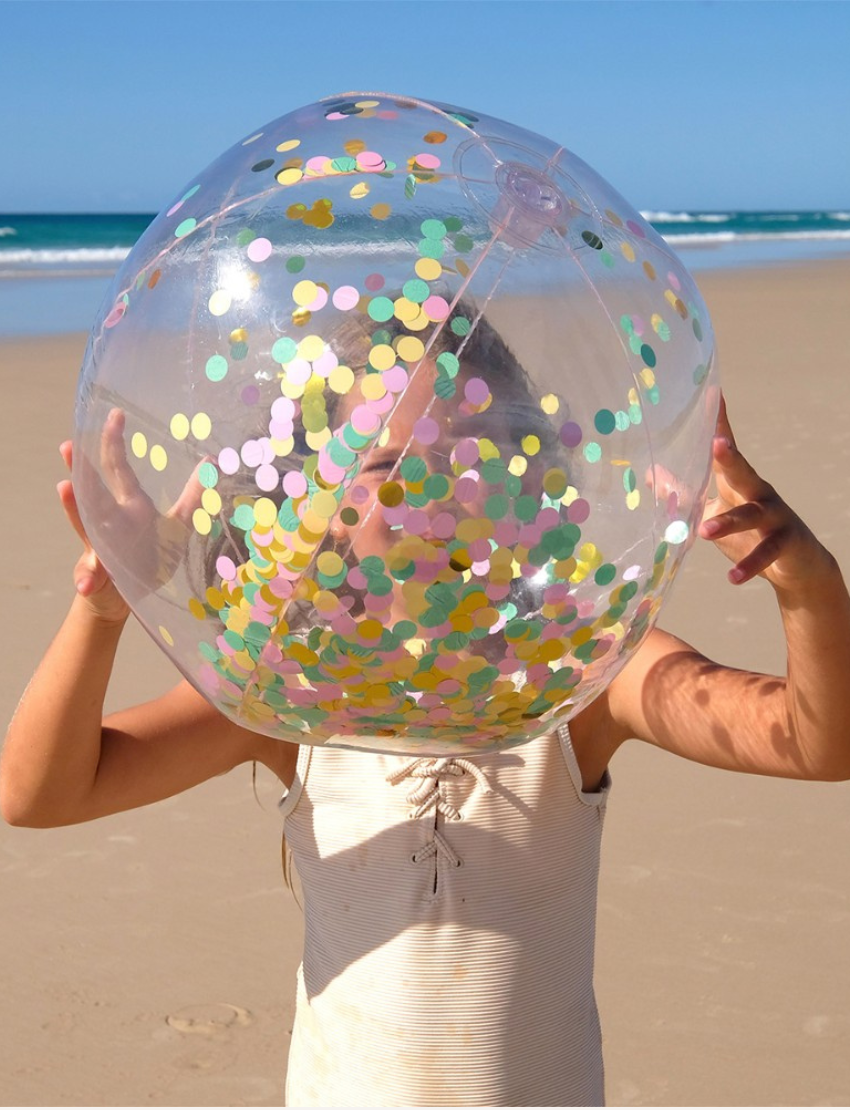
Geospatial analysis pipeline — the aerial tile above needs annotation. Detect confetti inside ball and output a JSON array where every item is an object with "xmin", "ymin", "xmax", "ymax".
[{"xmin": 74, "ymin": 92, "xmax": 719, "ymax": 755}]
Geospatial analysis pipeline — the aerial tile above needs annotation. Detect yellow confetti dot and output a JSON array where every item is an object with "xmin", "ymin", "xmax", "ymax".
[
  {"xmin": 170, "ymin": 413, "xmax": 190, "ymax": 440},
  {"xmin": 158, "ymin": 625, "xmax": 174, "ymax": 646},
  {"xmin": 191, "ymin": 413, "xmax": 212, "ymax": 440},
  {"xmin": 293, "ymin": 280, "xmax": 318, "ymax": 307},
  {"xmin": 370, "ymin": 203, "xmax": 391, "ymax": 221},
  {"xmin": 149, "ymin": 444, "xmax": 168, "ymax": 471},
  {"xmin": 640, "ymin": 367, "xmax": 656, "ymax": 388},
  {"xmin": 254, "ymin": 498, "xmax": 278, "ymax": 528},
  {"xmin": 521, "ymin": 434, "xmax": 541, "ymax": 456},
  {"xmin": 392, "ymin": 297, "xmax": 419, "ymax": 323},
  {"xmin": 369, "ymin": 343, "xmax": 396, "ymax": 371},
  {"xmin": 131, "ymin": 432, "xmax": 147, "ymax": 459},
  {"xmin": 201, "ymin": 488, "xmax": 222, "ymax": 515},
  {"xmin": 311, "ymin": 490, "xmax": 339, "ymax": 519},
  {"xmin": 188, "ymin": 597, "xmax": 206, "ymax": 620},
  {"xmin": 276, "ymin": 138, "xmax": 301, "ymax": 152},
  {"xmin": 508, "ymin": 454, "xmax": 528, "ymax": 476},
  {"xmin": 317, "ymin": 551, "xmax": 344, "ymax": 577},
  {"xmin": 192, "ymin": 507, "xmax": 212, "ymax": 535},
  {"xmin": 405, "ymin": 308, "xmax": 430, "ymax": 331},
  {"xmin": 276, "ymin": 167, "xmax": 303, "ymax": 186},
  {"xmin": 540, "ymin": 393, "xmax": 559, "ymax": 415},
  {"xmin": 626, "ymin": 489, "xmax": 641, "ymax": 510},
  {"xmin": 298, "ymin": 333, "xmax": 325, "ymax": 361},
  {"xmin": 208, "ymin": 290, "xmax": 232, "ymax": 316},
  {"xmin": 350, "ymin": 182, "xmax": 370, "ymax": 199},
  {"xmin": 314, "ymin": 589, "xmax": 339, "ymax": 614},
  {"xmin": 355, "ymin": 99, "xmax": 380, "ymax": 109},
  {"xmin": 396, "ymin": 336, "xmax": 425, "ymax": 363},
  {"xmin": 361, "ymin": 374, "xmax": 387, "ymax": 400},
  {"xmin": 270, "ymin": 435, "xmax": 295, "ymax": 457},
  {"xmin": 229, "ymin": 327, "xmax": 249, "ymax": 343},
  {"xmin": 415, "ymin": 257, "xmax": 442, "ymax": 281},
  {"xmin": 328, "ymin": 365, "xmax": 355, "ymax": 394},
  {"xmin": 306, "ymin": 428, "xmax": 332, "ymax": 452},
  {"xmin": 621, "ymin": 242, "xmax": 636, "ymax": 262}
]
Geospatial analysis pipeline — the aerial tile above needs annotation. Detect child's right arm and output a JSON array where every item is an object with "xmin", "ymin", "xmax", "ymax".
[{"xmin": 0, "ymin": 452, "xmax": 293, "ymax": 829}]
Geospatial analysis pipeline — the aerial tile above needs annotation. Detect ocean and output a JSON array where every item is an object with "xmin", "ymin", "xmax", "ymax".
[{"xmin": 1, "ymin": 209, "xmax": 849, "ymax": 337}]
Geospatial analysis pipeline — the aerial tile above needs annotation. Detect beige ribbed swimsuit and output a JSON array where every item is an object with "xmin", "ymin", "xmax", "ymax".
[{"xmin": 280, "ymin": 723, "xmax": 610, "ymax": 1107}]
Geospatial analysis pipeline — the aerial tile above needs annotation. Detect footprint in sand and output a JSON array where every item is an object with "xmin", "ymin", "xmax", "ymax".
[{"xmin": 165, "ymin": 1002, "xmax": 254, "ymax": 1036}]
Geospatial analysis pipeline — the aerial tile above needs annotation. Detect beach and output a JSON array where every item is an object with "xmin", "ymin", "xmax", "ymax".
[{"xmin": 1, "ymin": 259, "xmax": 849, "ymax": 1106}]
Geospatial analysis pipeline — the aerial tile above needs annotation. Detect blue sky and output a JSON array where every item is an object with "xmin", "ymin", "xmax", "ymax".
[{"xmin": 3, "ymin": 0, "xmax": 848, "ymax": 213}]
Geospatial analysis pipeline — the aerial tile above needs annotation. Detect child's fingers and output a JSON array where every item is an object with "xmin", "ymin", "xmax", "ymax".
[
  {"xmin": 726, "ymin": 528, "xmax": 790, "ymax": 585},
  {"xmin": 57, "ymin": 479, "xmax": 93, "ymax": 549},
  {"xmin": 59, "ymin": 440, "xmax": 73, "ymax": 472},
  {"xmin": 711, "ymin": 433, "xmax": 773, "ymax": 505},
  {"xmin": 699, "ymin": 498, "xmax": 779, "ymax": 541},
  {"xmin": 168, "ymin": 458, "xmax": 207, "ymax": 528},
  {"xmin": 714, "ymin": 392, "xmax": 736, "ymax": 451},
  {"xmin": 99, "ymin": 407, "xmax": 141, "ymax": 503}
]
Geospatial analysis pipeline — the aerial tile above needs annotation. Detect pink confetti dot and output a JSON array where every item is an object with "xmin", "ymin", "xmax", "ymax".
[
  {"xmin": 307, "ymin": 286, "xmax": 329, "ymax": 312},
  {"xmin": 405, "ymin": 509, "xmax": 430, "ymax": 535},
  {"xmin": 423, "ymin": 295, "xmax": 449, "ymax": 321},
  {"xmin": 631, "ymin": 315, "xmax": 645, "ymax": 336},
  {"xmin": 667, "ymin": 271, "xmax": 682, "ymax": 291},
  {"xmin": 305, "ymin": 155, "xmax": 330, "ymax": 175},
  {"xmin": 241, "ymin": 439, "xmax": 265, "ymax": 467},
  {"xmin": 241, "ymin": 385, "xmax": 260, "ymax": 405},
  {"xmin": 623, "ymin": 564, "xmax": 642, "ymax": 581},
  {"xmin": 333, "ymin": 285, "xmax": 360, "ymax": 310},
  {"xmin": 351, "ymin": 405, "xmax": 381, "ymax": 435},
  {"xmin": 271, "ymin": 396, "xmax": 295, "ymax": 420},
  {"xmin": 104, "ymin": 303, "xmax": 126, "ymax": 329},
  {"xmin": 326, "ymin": 111, "xmax": 347, "ymax": 122},
  {"xmin": 432, "ymin": 511, "xmax": 455, "ymax": 540},
  {"xmin": 454, "ymin": 437, "xmax": 480, "ymax": 466},
  {"xmin": 626, "ymin": 219, "xmax": 646, "ymax": 238},
  {"xmin": 454, "ymin": 475, "xmax": 479, "ymax": 503},
  {"xmin": 347, "ymin": 567, "xmax": 369, "ymax": 591},
  {"xmin": 464, "ymin": 377, "xmax": 490, "ymax": 405},
  {"xmin": 216, "ymin": 556, "xmax": 237, "ymax": 580},
  {"xmin": 382, "ymin": 365, "xmax": 408, "ymax": 393},
  {"xmin": 286, "ymin": 358, "xmax": 312, "ymax": 385},
  {"xmin": 350, "ymin": 484, "xmax": 371, "ymax": 505},
  {"xmin": 317, "ymin": 456, "xmax": 347, "ymax": 485},
  {"xmin": 218, "ymin": 447, "xmax": 240, "ymax": 475},
  {"xmin": 247, "ymin": 237, "xmax": 272, "ymax": 262},
  {"xmin": 376, "ymin": 110, "xmax": 397, "ymax": 120},
  {"xmin": 255, "ymin": 463, "xmax": 280, "ymax": 492},
  {"xmin": 269, "ymin": 417, "xmax": 293, "ymax": 439},
  {"xmin": 365, "ymin": 272, "xmax": 385, "ymax": 292},
  {"xmin": 413, "ymin": 416, "xmax": 439, "ymax": 445},
  {"xmin": 312, "ymin": 349, "xmax": 338, "ymax": 377},
  {"xmin": 537, "ymin": 507, "xmax": 560, "ymax": 530},
  {"xmin": 568, "ymin": 499, "xmax": 590, "ymax": 524},
  {"xmin": 494, "ymin": 521, "xmax": 518, "ymax": 545},
  {"xmin": 468, "ymin": 538, "xmax": 491, "ymax": 562},
  {"xmin": 166, "ymin": 200, "xmax": 183, "ymax": 217},
  {"xmin": 383, "ymin": 504, "xmax": 408, "ymax": 527},
  {"xmin": 415, "ymin": 152, "xmax": 441, "ymax": 170},
  {"xmin": 358, "ymin": 151, "xmax": 385, "ymax": 171},
  {"xmin": 577, "ymin": 600, "xmax": 595, "ymax": 618}
]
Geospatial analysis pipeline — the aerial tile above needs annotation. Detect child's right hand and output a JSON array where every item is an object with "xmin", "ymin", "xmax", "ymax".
[{"xmin": 58, "ymin": 439, "xmax": 131, "ymax": 624}]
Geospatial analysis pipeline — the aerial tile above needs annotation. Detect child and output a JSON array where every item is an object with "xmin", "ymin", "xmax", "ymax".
[{"xmin": 2, "ymin": 378, "xmax": 850, "ymax": 1107}]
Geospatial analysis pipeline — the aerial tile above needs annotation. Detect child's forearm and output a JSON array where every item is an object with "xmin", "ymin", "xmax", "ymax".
[
  {"xmin": 0, "ymin": 594, "xmax": 128, "ymax": 826},
  {"xmin": 776, "ymin": 553, "xmax": 850, "ymax": 781}
]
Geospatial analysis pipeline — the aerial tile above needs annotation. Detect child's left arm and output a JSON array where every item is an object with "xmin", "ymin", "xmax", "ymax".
[{"xmin": 603, "ymin": 397, "xmax": 850, "ymax": 782}]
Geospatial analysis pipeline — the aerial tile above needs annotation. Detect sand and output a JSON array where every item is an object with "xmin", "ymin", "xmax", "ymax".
[{"xmin": 1, "ymin": 259, "xmax": 849, "ymax": 1107}]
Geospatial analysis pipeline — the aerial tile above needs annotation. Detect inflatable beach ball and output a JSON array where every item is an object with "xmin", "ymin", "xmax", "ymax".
[{"xmin": 74, "ymin": 92, "xmax": 718, "ymax": 755}]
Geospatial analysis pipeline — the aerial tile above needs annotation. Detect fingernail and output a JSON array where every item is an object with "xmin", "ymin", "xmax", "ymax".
[
  {"xmin": 729, "ymin": 566, "xmax": 746, "ymax": 584},
  {"xmin": 701, "ymin": 518, "xmax": 720, "ymax": 537}
]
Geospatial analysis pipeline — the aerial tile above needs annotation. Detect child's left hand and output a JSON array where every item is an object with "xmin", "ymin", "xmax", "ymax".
[{"xmin": 698, "ymin": 395, "xmax": 833, "ymax": 592}]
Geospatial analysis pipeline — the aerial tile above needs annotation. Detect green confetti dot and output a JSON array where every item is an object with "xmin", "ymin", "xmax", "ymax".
[
  {"xmin": 647, "ymin": 385, "xmax": 660, "ymax": 405},
  {"xmin": 368, "ymin": 296, "xmax": 395, "ymax": 322},
  {"xmin": 640, "ymin": 343, "xmax": 657, "ymax": 368},
  {"xmin": 174, "ymin": 218, "xmax": 197, "ymax": 238},
  {"xmin": 584, "ymin": 442, "xmax": 602, "ymax": 463},
  {"xmin": 450, "ymin": 316, "xmax": 471, "ymax": 336},
  {"xmin": 485, "ymin": 493, "xmax": 510, "ymax": 519},
  {"xmin": 199, "ymin": 462, "xmax": 219, "ymax": 489},
  {"xmin": 600, "ymin": 250, "xmax": 615, "ymax": 268},
  {"xmin": 205, "ymin": 354, "xmax": 228, "ymax": 382},
  {"xmin": 628, "ymin": 403, "xmax": 643, "ymax": 425},
  {"xmin": 404, "ymin": 174, "xmax": 417, "ymax": 199},
  {"xmin": 271, "ymin": 337, "xmax": 297, "ymax": 364},
  {"xmin": 481, "ymin": 457, "xmax": 507, "ymax": 484},
  {"xmin": 418, "ymin": 237, "xmax": 445, "ymax": 260},
  {"xmin": 400, "ymin": 456, "xmax": 427, "ymax": 482},
  {"xmin": 621, "ymin": 581, "xmax": 639, "ymax": 601},
  {"xmin": 423, "ymin": 474, "xmax": 449, "ymax": 500},
  {"xmin": 332, "ymin": 156, "xmax": 358, "ymax": 172},
  {"xmin": 434, "ymin": 376, "xmax": 456, "ymax": 400},
  {"xmin": 620, "ymin": 314, "xmax": 635, "ymax": 335},
  {"xmin": 693, "ymin": 318, "xmax": 703, "ymax": 341},
  {"xmin": 394, "ymin": 620, "xmax": 418, "ymax": 640},
  {"xmin": 453, "ymin": 233, "xmax": 474, "ymax": 253},
  {"xmin": 595, "ymin": 563, "xmax": 617, "ymax": 586},
  {"xmin": 286, "ymin": 255, "xmax": 306, "ymax": 273},
  {"xmin": 230, "ymin": 341, "xmax": 248, "ymax": 361},
  {"xmin": 614, "ymin": 410, "xmax": 630, "ymax": 431},
  {"xmin": 402, "ymin": 279, "xmax": 430, "ymax": 304},
  {"xmin": 655, "ymin": 319, "xmax": 671, "ymax": 341},
  {"xmin": 236, "ymin": 228, "xmax": 256, "ymax": 247},
  {"xmin": 623, "ymin": 467, "xmax": 636, "ymax": 493},
  {"xmin": 594, "ymin": 409, "xmax": 616, "ymax": 435},
  {"xmin": 223, "ymin": 630, "xmax": 245, "ymax": 651},
  {"xmin": 444, "ymin": 216, "xmax": 463, "ymax": 232},
  {"xmin": 232, "ymin": 504, "xmax": 256, "ymax": 531},
  {"xmin": 436, "ymin": 351, "xmax": 459, "ymax": 378},
  {"xmin": 515, "ymin": 495, "xmax": 538, "ymax": 522},
  {"xmin": 693, "ymin": 363, "xmax": 708, "ymax": 385},
  {"xmin": 420, "ymin": 218, "xmax": 447, "ymax": 240}
]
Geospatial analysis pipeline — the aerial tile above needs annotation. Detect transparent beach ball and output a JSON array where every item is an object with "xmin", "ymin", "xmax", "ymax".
[{"xmin": 74, "ymin": 92, "xmax": 718, "ymax": 755}]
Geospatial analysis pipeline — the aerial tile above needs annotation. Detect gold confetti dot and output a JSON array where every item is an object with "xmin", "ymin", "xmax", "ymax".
[
  {"xmin": 370, "ymin": 203, "xmax": 392, "ymax": 221},
  {"xmin": 188, "ymin": 597, "xmax": 206, "ymax": 620},
  {"xmin": 350, "ymin": 182, "xmax": 370, "ymax": 200}
]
